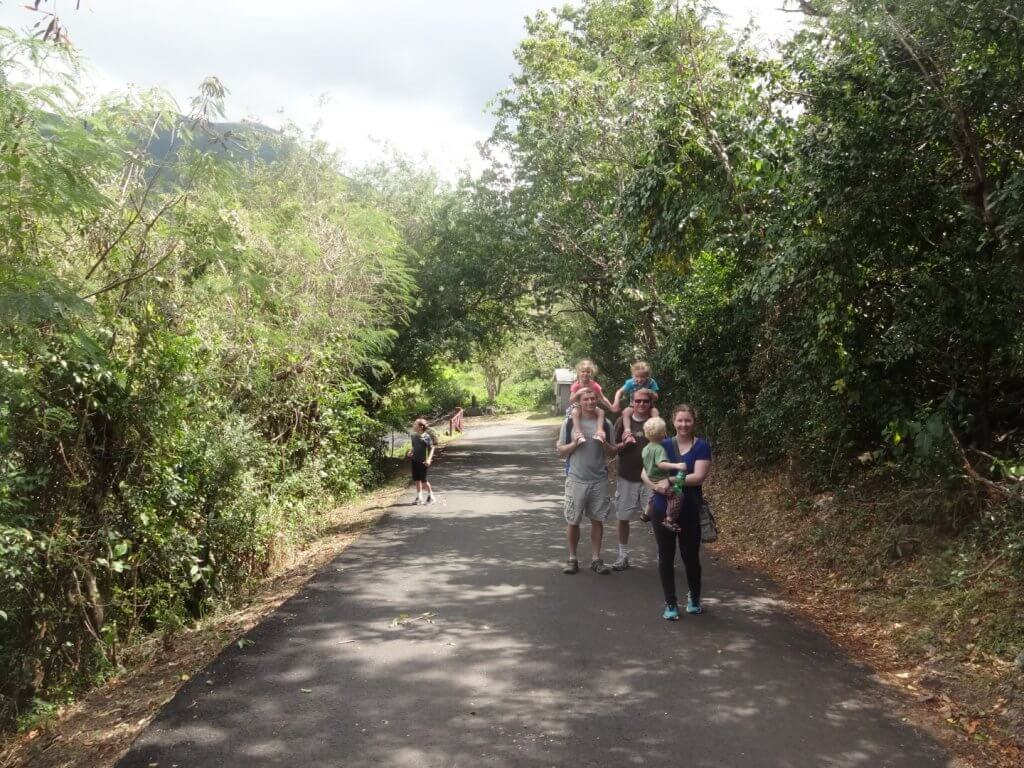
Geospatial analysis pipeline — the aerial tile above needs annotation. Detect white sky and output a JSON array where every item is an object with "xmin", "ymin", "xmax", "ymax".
[{"xmin": 0, "ymin": 1, "xmax": 800, "ymax": 177}]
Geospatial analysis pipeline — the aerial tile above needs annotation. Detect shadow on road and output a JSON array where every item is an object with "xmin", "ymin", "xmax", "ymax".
[{"xmin": 117, "ymin": 422, "xmax": 949, "ymax": 768}]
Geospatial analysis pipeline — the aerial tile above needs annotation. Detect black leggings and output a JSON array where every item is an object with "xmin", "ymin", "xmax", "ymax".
[{"xmin": 652, "ymin": 508, "xmax": 701, "ymax": 605}]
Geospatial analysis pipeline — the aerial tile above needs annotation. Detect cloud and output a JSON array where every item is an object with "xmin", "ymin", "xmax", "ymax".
[{"xmin": 0, "ymin": 1, "xmax": 802, "ymax": 177}]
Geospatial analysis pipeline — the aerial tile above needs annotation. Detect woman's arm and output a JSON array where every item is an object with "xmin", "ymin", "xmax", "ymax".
[
  {"xmin": 683, "ymin": 459, "xmax": 711, "ymax": 485},
  {"xmin": 641, "ymin": 468, "xmax": 671, "ymax": 494}
]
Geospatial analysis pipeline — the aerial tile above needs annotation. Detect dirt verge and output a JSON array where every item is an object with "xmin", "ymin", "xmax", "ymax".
[{"xmin": 710, "ymin": 462, "xmax": 1023, "ymax": 768}]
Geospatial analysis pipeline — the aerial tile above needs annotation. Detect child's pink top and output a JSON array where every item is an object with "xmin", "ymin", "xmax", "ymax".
[{"xmin": 570, "ymin": 380, "xmax": 604, "ymax": 396}]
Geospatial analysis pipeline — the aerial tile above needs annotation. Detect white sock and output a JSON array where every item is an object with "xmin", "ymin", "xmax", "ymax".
[
  {"xmin": 417, "ymin": 491, "xmax": 424, "ymax": 502},
  {"xmin": 618, "ymin": 544, "xmax": 629, "ymax": 558}
]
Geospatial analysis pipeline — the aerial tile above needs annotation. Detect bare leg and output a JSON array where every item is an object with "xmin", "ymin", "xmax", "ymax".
[
  {"xmin": 593, "ymin": 408, "xmax": 606, "ymax": 442},
  {"xmin": 590, "ymin": 521, "xmax": 604, "ymax": 560},
  {"xmin": 567, "ymin": 524, "xmax": 581, "ymax": 560},
  {"xmin": 571, "ymin": 405, "xmax": 585, "ymax": 441}
]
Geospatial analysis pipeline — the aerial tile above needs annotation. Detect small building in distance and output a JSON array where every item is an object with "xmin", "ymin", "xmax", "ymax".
[{"xmin": 553, "ymin": 368, "xmax": 575, "ymax": 412}]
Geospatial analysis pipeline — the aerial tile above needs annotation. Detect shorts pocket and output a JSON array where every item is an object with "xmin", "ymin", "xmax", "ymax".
[{"xmin": 563, "ymin": 483, "xmax": 584, "ymax": 524}]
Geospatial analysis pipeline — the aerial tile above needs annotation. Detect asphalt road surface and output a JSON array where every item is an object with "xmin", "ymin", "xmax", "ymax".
[{"xmin": 118, "ymin": 420, "xmax": 952, "ymax": 768}]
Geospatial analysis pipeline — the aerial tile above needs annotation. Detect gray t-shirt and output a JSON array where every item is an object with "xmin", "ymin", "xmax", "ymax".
[
  {"xmin": 409, "ymin": 430, "xmax": 434, "ymax": 462},
  {"xmin": 558, "ymin": 414, "xmax": 615, "ymax": 483}
]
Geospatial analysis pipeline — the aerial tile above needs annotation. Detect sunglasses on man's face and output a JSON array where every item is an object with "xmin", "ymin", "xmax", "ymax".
[{"xmin": 633, "ymin": 398, "xmax": 651, "ymax": 404}]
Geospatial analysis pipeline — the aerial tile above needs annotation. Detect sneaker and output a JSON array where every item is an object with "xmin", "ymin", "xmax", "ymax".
[
  {"xmin": 415, "ymin": 496, "xmax": 424, "ymax": 505},
  {"xmin": 562, "ymin": 559, "xmax": 579, "ymax": 575},
  {"xmin": 590, "ymin": 558, "xmax": 611, "ymax": 575},
  {"xmin": 663, "ymin": 603, "xmax": 680, "ymax": 621},
  {"xmin": 427, "ymin": 494, "xmax": 435, "ymax": 504},
  {"xmin": 611, "ymin": 556, "xmax": 630, "ymax": 571},
  {"xmin": 686, "ymin": 596, "xmax": 703, "ymax": 615}
]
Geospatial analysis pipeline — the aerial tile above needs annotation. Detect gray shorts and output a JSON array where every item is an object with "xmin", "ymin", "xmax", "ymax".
[
  {"xmin": 563, "ymin": 477, "xmax": 612, "ymax": 525},
  {"xmin": 615, "ymin": 477, "xmax": 652, "ymax": 521}
]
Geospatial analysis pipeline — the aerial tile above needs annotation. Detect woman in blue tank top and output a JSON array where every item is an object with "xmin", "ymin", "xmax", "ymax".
[{"xmin": 641, "ymin": 403, "xmax": 712, "ymax": 620}]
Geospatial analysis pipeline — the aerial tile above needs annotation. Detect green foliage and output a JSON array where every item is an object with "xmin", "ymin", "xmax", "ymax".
[
  {"xmin": 0, "ymin": 33, "xmax": 415, "ymax": 727},
  {"xmin": 488, "ymin": 0, "xmax": 1024, "ymax": 474},
  {"xmin": 353, "ymin": 153, "xmax": 534, "ymax": 386},
  {"xmin": 485, "ymin": 0, "xmax": 1023, "ymax": 555},
  {"xmin": 4, "ymin": 0, "xmax": 1024, "ymax": 732}
]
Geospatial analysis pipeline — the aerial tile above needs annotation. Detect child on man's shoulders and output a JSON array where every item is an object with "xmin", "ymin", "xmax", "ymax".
[
  {"xmin": 612, "ymin": 360, "xmax": 660, "ymax": 426},
  {"xmin": 568, "ymin": 358, "xmax": 615, "ymax": 443}
]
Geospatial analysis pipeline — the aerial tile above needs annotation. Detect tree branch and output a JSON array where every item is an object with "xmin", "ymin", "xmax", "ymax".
[
  {"xmin": 80, "ymin": 238, "xmax": 181, "ymax": 300},
  {"xmin": 948, "ymin": 426, "xmax": 1016, "ymax": 501},
  {"xmin": 83, "ymin": 164, "xmax": 165, "ymax": 281}
]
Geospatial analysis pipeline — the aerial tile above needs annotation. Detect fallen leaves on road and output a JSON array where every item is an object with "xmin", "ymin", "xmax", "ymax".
[{"xmin": 389, "ymin": 612, "xmax": 436, "ymax": 628}]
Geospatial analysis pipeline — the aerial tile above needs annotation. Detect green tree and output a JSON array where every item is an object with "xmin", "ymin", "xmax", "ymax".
[{"xmin": 0, "ymin": 32, "xmax": 417, "ymax": 725}]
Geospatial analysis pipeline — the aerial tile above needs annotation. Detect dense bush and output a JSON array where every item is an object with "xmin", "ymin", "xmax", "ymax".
[
  {"xmin": 0, "ymin": 38, "xmax": 410, "ymax": 726},
  {"xmin": 487, "ymin": 0, "xmax": 1023, "ymax": 538}
]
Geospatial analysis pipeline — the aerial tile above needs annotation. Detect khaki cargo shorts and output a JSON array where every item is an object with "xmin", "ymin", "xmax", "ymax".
[
  {"xmin": 563, "ymin": 477, "xmax": 612, "ymax": 525},
  {"xmin": 615, "ymin": 477, "xmax": 652, "ymax": 521}
]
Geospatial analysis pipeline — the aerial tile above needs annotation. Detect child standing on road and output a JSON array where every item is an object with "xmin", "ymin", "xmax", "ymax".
[
  {"xmin": 407, "ymin": 418, "xmax": 437, "ymax": 504},
  {"xmin": 613, "ymin": 360, "xmax": 661, "ymax": 426},
  {"xmin": 640, "ymin": 417, "xmax": 686, "ymax": 531},
  {"xmin": 568, "ymin": 358, "xmax": 615, "ymax": 444}
]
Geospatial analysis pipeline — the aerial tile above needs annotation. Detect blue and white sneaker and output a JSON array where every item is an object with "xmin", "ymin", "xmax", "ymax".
[
  {"xmin": 662, "ymin": 603, "xmax": 680, "ymax": 621},
  {"xmin": 685, "ymin": 595, "xmax": 703, "ymax": 615}
]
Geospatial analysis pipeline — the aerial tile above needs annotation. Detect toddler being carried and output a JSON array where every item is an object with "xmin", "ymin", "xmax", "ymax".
[{"xmin": 640, "ymin": 417, "xmax": 686, "ymax": 532}]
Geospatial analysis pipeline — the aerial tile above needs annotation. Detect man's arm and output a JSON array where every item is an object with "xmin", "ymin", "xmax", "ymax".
[
  {"xmin": 556, "ymin": 421, "xmax": 578, "ymax": 459},
  {"xmin": 613, "ymin": 418, "xmax": 628, "ymax": 453},
  {"xmin": 602, "ymin": 419, "xmax": 617, "ymax": 457},
  {"xmin": 557, "ymin": 440, "xmax": 578, "ymax": 459},
  {"xmin": 609, "ymin": 386, "xmax": 625, "ymax": 412}
]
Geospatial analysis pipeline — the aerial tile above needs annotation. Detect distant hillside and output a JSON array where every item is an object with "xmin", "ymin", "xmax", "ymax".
[{"xmin": 146, "ymin": 118, "xmax": 287, "ymax": 165}]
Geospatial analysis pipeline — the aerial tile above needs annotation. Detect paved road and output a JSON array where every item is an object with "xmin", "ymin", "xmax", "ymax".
[{"xmin": 118, "ymin": 421, "xmax": 951, "ymax": 768}]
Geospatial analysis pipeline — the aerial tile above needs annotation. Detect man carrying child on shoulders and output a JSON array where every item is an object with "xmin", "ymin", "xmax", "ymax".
[
  {"xmin": 555, "ymin": 388, "xmax": 617, "ymax": 575},
  {"xmin": 610, "ymin": 387, "xmax": 655, "ymax": 570}
]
